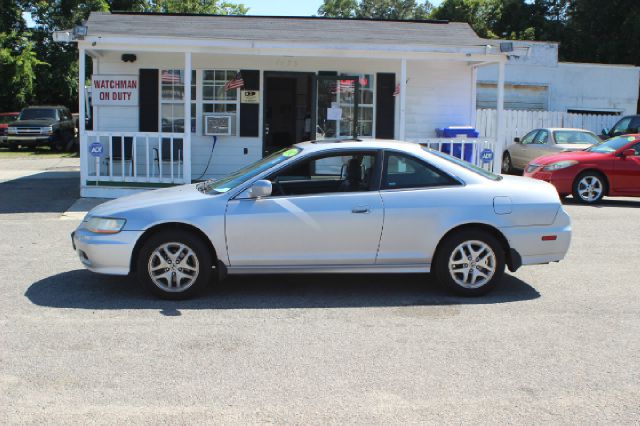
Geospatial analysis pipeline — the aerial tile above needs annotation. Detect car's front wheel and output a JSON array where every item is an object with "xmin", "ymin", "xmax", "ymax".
[
  {"xmin": 136, "ymin": 230, "xmax": 212, "ymax": 299},
  {"xmin": 572, "ymin": 171, "xmax": 606, "ymax": 204},
  {"xmin": 434, "ymin": 230, "xmax": 505, "ymax": 296}
]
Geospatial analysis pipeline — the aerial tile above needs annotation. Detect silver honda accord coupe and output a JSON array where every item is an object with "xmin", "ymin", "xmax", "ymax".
[{"xmin": 72, "ymin": 140, "xmax": 571, "ymax": 299}]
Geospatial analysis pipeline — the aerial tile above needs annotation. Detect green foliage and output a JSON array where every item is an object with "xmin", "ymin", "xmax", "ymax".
[
  {"xmin": 0, "ymin": 32, "xmax": 48, "ymax": 111},
  {"xmin": 318, "ymin": 0, "xmax": 433, "ymax": 20},
  {"xmin": 146, "ymin": 0, "xmax": 249, "ymax": 15}
]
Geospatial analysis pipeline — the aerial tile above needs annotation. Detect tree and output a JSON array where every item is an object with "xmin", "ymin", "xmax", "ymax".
[
  {"xmin": 318, "ymin": 0, "xmax": 434, "ymax": 20},
  {"xmin": 137, "ymin": 0, "xmax": 248, "ymax": 14},
  {"xmin": 0, "ymin": 1, "xmax": 46, "ymax": 112}
]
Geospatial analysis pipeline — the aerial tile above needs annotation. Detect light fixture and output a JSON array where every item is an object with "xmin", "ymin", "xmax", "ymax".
[
  {"xmin": 73, "ymin": 25, "xmax": 88, "ymax": 40},
  {"xmin": 121, "ymin": 54, "xmax": 137, "ymax": 63}
]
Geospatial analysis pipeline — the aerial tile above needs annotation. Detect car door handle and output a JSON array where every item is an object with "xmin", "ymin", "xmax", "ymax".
[{"xmin": 352, "ymin": 206, "xmax": 370, "ymax": 214}]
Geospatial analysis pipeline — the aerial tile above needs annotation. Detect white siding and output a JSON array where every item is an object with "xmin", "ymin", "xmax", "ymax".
[{"xmin": 404, "ymin": 61, "xmax": 473, "ymax": 139}]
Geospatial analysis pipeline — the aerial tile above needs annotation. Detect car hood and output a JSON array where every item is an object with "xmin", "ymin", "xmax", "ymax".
[
  {"xmin": 530, "ymin": 150, "xmax": 608, "ymax": 166},
  {"xmin": 9, "ymin": 119, "xmax": 57, "ymax": 127},
  {"xmin": 554, "ymin": 143, "xmax": 592, "ymax": 151},
  {"xmin": 88, "ymin": 184, "xmax": 208, "ymax": 218}
]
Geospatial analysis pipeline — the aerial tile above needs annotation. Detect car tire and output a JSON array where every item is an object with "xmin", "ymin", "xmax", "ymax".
[
  {"xmin": 501, "ymin": 151, "xmax": 513, "ymax": 174},
  {"xmin": 572, "ymin": 171, "xmax": 606, "ymax": 204},
  {"xmin": 434, "ymin": 230, "xmax": 505, "ymax": 297},
  {"xmin": 136, "ymin": 230, "xmax": 213, "ymax": 300}
]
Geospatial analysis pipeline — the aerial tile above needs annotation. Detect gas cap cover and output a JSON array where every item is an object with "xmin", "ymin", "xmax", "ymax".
[{"xmin": 493, "ymin": 196, "xmax": 512, "ymax": 215}]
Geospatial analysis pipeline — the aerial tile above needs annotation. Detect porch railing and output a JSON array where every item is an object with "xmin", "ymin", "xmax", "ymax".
[
  {"xmin": 85, "ymin": 131, "xmax": 188, "ymax": 185},
  {"xmin": 407, "ymin": 138, "xmax": 500, "ymax": 174}
]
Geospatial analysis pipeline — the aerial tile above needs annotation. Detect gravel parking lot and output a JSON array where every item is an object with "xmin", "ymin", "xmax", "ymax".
[{"xmin": 1, "ymin": 156, "xmax": 639, "ymax": 423}]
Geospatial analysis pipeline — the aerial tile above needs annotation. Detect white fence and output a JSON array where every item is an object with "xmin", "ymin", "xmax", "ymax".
[
  {"xmin": 85, "ymin": 131, "xmax": 187, "ymax": 185},
  {"xmin": 407, "ymin": 138, "xmax": 499, "ymax": 173},
  {"xmin": 476, "ymin": 109, "xmax": 619, "ymax": 156}
]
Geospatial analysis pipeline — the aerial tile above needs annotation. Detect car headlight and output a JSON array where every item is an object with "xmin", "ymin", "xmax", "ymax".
[
  {"xmin": 542, "ymin": 160, "xmax": 578, "ymax": 171},
  {"xmin": 41, "ymin": 126, "xmax": 53, "ymax": 135},
  {"xmin": 83, "ymin": 217, "xmax": 126, "ymax": 234},
  {"xmin": 8, "ymin": 127, "xmax": 17, "ymax": 134}
]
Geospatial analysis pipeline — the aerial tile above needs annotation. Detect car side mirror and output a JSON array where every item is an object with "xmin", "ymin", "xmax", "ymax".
[
  {"xmin": 514, "ymin": 137, "xmax": 521, "ymax": 143},
  {"xmin": 622, "ymin": 149, "xmax": 636, "ymax": 158},
  {"xmin": 602, "ymin": 127, "xmax": 610, "ymax": 136},
  {"xmin": 248, "ymin": 179, "xmax": 272, "ymax": 198}
]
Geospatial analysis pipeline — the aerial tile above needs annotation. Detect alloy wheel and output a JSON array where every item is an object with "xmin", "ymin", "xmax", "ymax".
[
  {"xmin": 577, "ymin": 175, "xmax": 603, "ymax": 202},
  {"xmin": 147, "ymin": 242, "xmax": 200, "ymax": 292},
  {"xmin": 448, "ymin": 240, "xmax": 497, "ymax": 289}
]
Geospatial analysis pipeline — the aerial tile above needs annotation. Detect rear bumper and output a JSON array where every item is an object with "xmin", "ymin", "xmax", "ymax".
[
  {"xmin": 500, "ymin": 207, "xmax": 572, "ymax": 266},
  {"xmin": 72, "ymin": 228, "xmax": 142, "ymax": 275}
]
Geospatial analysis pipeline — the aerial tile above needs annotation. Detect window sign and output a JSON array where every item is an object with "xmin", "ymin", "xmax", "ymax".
[
  {"xmin": 241, "ymin": 90, "xmax": 260, "ymax": 104},
  {"xmin": 92, "ymin": 75, "xmax": 138, "ymax": 106}
]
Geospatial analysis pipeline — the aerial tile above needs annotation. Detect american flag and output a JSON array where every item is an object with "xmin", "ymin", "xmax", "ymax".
[
  {"xmin": 392, "ymin": 83, "xmax": 400, "ymax": 97},
  {"xmin": 224, "ymin": 72, "xmax": 244, "ymax": 91},
  {"xmin": 161, "ymin": 70, "xmax": 182, "ymax": 84}
]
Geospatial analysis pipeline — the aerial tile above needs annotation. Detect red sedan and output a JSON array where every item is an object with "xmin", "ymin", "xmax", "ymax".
[{"xmin": 524, "ymin": 135, "xmax": 640, "ymax": 203}]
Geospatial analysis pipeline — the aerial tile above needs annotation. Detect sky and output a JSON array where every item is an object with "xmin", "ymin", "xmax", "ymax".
[{"xmin": 241, "ymin": 0, "xmax": 444, "ymax": 16}]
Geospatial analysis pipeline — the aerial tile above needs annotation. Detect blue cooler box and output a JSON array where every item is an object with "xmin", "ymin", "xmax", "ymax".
[{"xmin": 435, "ymin": 126, "xmax": 480, "ymax": 138}]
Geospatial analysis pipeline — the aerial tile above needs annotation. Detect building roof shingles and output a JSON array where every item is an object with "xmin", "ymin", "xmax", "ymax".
[{"xmin": 86, "ymin": 12, "xmax": 488, "ymax": 47}]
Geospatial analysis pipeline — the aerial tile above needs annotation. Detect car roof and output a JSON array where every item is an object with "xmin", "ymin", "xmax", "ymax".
[
  {"xmin": 544, "ymin": 128, "xmax": 595, "ymax": 132},
  {"xmin": 22, "ymin": 105, "xmax": 67, "ymax": 109},
  {"xmin": 295, "ymin": 139, "xmax": 426, "ymax": 153}
]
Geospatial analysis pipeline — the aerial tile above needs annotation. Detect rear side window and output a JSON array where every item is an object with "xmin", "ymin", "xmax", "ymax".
[{"xmin": 382, "ymin": 152, "xmax": 459, "ymax": 190}]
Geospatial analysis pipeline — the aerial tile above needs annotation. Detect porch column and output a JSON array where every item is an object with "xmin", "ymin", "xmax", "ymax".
[
  {"xmin": 495, "ymin": 59, "xmax": 506, "ymax": 173},
  {"xmin": 399, "ymin": 58, "xmax": 407, "ymax": 140},
  {"xmin": 78, "ymin": 47, "xmax": 87, "ymax": 190},
  {"xmin": 183, "ymin": 51, "xmax": 192, "ymax": 183}
]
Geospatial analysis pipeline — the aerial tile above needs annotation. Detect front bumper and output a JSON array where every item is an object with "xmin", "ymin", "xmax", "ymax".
[
  {"xmin": 72, "ymin": 228, "xmax": 143, "ymax": 275},
  {"xmin": 8, "ymin": 135, "xmax": 53, "ymax": 147},
  {"xmin": 524, "ymin": 169, "xmax": 574, "ymax": 195}
]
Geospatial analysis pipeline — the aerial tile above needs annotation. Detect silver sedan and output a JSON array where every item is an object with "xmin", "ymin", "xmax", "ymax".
[
  {"xmin": 503, "ymin": 128, "xmax": 601, "ymax": 173},
  {"xmin": 72, "ymin": 140, "xmax": 571, "ymax": 299}
]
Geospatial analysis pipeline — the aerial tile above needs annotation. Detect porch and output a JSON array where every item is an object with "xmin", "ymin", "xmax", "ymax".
[{"xmin": 74, "ymin": 12, "xmax": 510, "ymax": 198}]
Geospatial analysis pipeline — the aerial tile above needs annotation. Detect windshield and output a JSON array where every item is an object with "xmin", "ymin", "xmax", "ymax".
[
  {"xmin": 19, "ymin": 108, "xmax": 57, "ymax": 121},
  {"xmin": 587, "ymin": 136, "xmax": 636, "ymax": 153},
  {"xmin": 553, "ymin": 130, "xmax": 600, "ymax": 145},
  {"xmin": 424, "ymin": 148, "xmax": 502, "ymax": 181},
  {"xmin": 197, "ymin": 147, "xmax": 302, "ymax": 194}
]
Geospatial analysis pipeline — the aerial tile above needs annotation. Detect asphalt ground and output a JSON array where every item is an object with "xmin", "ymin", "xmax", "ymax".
[{"xmin": 1, "ymin": 157, "xmax": 639, "ymax": 423}]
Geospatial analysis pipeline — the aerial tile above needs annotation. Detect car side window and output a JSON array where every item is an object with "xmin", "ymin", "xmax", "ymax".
[
  {"xmin": 382, "ymin": 152, "xmax": 459, "ymax": 190},
  {"xmin": 521, "ymin": 130, "xmax": 538, "ymax": 145},
  {"xmin": 611, "ymin": 117, "xmax": 633, "ymax": 135},
  {"xmin": 267, "ymin": 151, "xmax": 377, "ymax": 196},
  {"xmin": 534, "ymin": 130, "xmax": 549, "ymax": 144},
  {"xmin": 629, "ymin": 117, "xmax": 640, "ymax": 134}
]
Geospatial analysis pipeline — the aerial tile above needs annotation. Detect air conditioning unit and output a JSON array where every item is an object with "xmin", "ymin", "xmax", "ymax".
[{"xmin": 204, "ymin": 113, "xmax": 236, "ymax": 136}]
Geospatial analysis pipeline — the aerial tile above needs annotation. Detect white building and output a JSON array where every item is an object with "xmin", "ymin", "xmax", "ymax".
[
  {"xmin": 66, "ymin": 12, "xmax": 511, "ymax": 198},
  {"xmin": 476, "ymin": 40, "xmax": 640, "ymax": 115}
]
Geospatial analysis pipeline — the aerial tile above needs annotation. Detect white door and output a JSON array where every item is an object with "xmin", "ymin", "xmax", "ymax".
[{"xmin": 225, "ymin": 151, "xmax": 384, "ymax": 266}]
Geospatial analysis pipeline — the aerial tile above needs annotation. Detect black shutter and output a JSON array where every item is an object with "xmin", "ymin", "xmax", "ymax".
[
  {"xmin": 139, "ymin": 69, "xmax": 159, "ymax": 132},
  {"xmin": 239, "ymin": 70, "xmax": 260, "ymax": 137},
  {"xmin": 376, "ymin": 73, "xmax": 395, "ymax": 139}
]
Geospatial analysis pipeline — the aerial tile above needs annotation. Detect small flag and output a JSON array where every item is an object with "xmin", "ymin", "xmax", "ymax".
[
  {"xmin": 393, "ymin": 83, "xmax": 400, "ymax": 97},
  {"xmin": 161, "ymin": 70, "xmax": 182, "ymax": 83},
  {"xmin": 224, "ymin": 72, "xmax": 244, "ymax": 91}
]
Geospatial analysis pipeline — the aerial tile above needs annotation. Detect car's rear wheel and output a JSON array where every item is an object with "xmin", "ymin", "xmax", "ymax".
[
  {"xmin": 501, "ymin": 151, "xmax": 513, "ymax": 174},
  {"xmin": 434, "ymin": 230, "xmax": 505, "ymax": 296},
  {"xmin": 136, "ymin": 230, "xmax": 212, "ymax": 299},
  {"xmin": 572, "ymin": 171, "xmax": 606, "ymax": 204}
]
